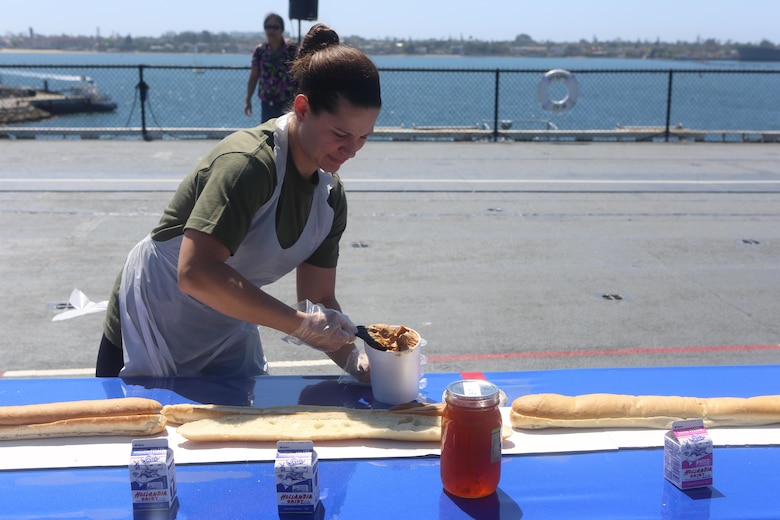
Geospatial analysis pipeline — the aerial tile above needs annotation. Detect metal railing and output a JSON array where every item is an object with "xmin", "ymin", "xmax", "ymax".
[{"xmin": 1, "ymin": 64, "xmax": 779, "ymax": 142}]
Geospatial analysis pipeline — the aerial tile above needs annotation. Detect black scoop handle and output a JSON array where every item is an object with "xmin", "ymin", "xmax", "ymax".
[{"xmin": 356, "ymin": 325, "xmax": 386, "ymax": 350}]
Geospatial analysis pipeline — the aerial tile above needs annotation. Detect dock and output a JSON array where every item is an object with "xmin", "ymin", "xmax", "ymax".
[
  {"xmin": 0, "ymin": 85, "xmax": 116, "ymax": 124},
  {"xmin": 0, "ymin": 86, "xmax": 54, "ymax": 123}
]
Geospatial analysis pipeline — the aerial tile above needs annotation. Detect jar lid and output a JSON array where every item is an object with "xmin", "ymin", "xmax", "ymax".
[{"xmin": 444, "ymin": 379, "xmax": 500, "ymax": 407}]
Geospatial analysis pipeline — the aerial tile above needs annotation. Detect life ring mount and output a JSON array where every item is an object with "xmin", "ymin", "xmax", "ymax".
[{"xmin": 537, "ymin": 69, "xmax": 579, "ymax": 112}]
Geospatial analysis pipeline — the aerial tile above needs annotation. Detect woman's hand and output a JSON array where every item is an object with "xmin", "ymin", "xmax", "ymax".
[
  {"xmin": 290, "ymin": 301, "xmax": 357, "ymax": 352},
  {"xmin": 339, "ymin": 347, "xmax": 371, "ymax": 383}
]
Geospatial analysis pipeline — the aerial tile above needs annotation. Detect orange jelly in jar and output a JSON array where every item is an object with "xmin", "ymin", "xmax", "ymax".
[{"xmin": 440, "ymin": 380, "xmax": 502, "ymax": 499}]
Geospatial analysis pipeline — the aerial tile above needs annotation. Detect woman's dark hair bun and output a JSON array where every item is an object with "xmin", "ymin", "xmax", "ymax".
[
  {"xmin": 298, "ymin": 23, "xmax": 340, "ymax": 59},
  {"xmin": 291, "ymin": 22, "xmax": 381, "ymax": 113}
]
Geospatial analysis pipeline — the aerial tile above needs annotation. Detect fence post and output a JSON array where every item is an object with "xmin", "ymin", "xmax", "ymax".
[
  {"xmin": 664, "ymin": 70, "xmax": 674, "ymax": 142},
  {"xmin": 137, "ymin": 65, "xmax": 151, "ymax": 141},
  {"xmin": 493, "ymin": 69, "xmax": 500, "ymax": 142}
]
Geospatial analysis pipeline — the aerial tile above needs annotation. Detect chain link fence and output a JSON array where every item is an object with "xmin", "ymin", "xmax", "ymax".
[{"xmin": 1, "ymin": 64, "xmax": 779, "ymax": 142}]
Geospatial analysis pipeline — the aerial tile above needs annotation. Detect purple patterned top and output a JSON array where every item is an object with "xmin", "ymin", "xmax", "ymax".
[{"xmin": 251, "ymin": 41, "xmax": 298, "ymax": 103}]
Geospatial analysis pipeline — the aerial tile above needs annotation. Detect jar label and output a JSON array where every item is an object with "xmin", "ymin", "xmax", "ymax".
[
  {"xmin": 462, "ymin": 381, "xmax": 483, "ymax": 396},
  {"xmin": 491, "ymin": 427, "xmax": 502, "ymax": 463}
]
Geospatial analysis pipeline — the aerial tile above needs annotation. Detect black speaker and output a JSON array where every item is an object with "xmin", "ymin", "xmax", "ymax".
[{"xmin": 289, "ymin": 0, "xmax": 318, "ymax": 20}]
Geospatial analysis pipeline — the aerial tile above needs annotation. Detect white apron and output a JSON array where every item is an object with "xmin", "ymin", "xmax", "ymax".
[{"xmin": 119, "ymin": 114, "xmax": 336, "ymax": 376}]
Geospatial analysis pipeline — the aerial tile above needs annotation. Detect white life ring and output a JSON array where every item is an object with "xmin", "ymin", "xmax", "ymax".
[{"xmin": 537, "ymin": 69, "xmax": 579, "ymax": 112}]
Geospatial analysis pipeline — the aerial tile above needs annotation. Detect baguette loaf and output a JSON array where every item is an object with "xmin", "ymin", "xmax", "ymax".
[
  {"xmin": 162, "ymin": 403, "xmax": 349, "ymax": 425},
  {"xmin": 510, "ymin": 393, "xmax": 780, "ymax": 429},
  {"xmin": 0, "ymin": 414, "xmax": 167, "ymax": 441},
  {"xmin": 163, "ymin": 403, "xmax": 448, "ymax": 425},
  {"xmin": 176, "ymin": 406, "xmax": 514, "ymax": 443},
  {"xmin": 177, "ymin": 410, "xmax": 442, "ymax": 442},
  {"xmin": 0, "ymin": 397, "xmax": 162, "ymax": 426}
]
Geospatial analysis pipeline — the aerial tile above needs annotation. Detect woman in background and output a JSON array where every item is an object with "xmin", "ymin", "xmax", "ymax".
[{"xmin": 244, "ymin": 12, "xmax": 298, "ymax": 122}]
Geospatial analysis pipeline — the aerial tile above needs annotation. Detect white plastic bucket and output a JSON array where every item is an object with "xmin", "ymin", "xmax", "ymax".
[{"xmin": 364, "ymin": 328, "xmax": 424, "ymax": 405}]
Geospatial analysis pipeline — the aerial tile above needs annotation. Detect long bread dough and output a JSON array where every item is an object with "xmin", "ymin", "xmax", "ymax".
[
  {"xmin": 162, "ymin": 403, "xmax": 348, "ymax": 425},
  {"xmin": 177, "ymin": 410, "xmax": 442, "ymax": 442},
  {"xmin": 510, "ymin": 393, "xmax": 780, "ymax": 429}
]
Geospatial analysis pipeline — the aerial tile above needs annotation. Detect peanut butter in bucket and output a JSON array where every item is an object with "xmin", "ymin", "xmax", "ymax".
[
  {"xmin": 366, "ymin": 324, "xmax": 420, "ymax": 352},
  {"xmin": 363, "ymin": 324, "xmax": 424, "ymax": 405}
]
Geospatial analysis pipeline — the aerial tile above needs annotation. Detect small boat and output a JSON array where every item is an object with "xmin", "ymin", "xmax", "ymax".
[
  {"xmin": 29, "ymin": 80, "xmax": 117, "ymax": 114},
  {"xmin": 737, "ymin": 46, "xmax": 780, "ymax": 62}
]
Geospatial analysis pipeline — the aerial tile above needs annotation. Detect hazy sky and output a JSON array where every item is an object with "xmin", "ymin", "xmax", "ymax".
[{"xmin": 3, "ymin": 0, "xmax": 777, "ymax": 44}]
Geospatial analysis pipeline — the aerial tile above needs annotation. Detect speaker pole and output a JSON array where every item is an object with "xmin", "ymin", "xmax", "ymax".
[{"xmin": 298, "ymin": 19, "xmax": 301, "ymax": 44}]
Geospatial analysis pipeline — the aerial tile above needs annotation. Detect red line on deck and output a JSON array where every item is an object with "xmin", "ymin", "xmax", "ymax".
[
  {"xmin": 459, "ymin": 371, "xmax": 487, "ymax": 380},
  {"xmin": 430, "ymin": 344, "xmax": 780, "ymax": 363}
]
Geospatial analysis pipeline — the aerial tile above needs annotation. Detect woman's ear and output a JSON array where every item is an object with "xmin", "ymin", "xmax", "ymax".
[{"xmin": 293, "ymin": 94, "xmax": 309, "ymax": 121}]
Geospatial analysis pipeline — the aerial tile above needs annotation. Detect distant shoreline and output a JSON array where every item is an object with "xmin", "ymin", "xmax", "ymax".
[
  {"xmin": 0, "ymin": 48, "xmax": 726, "ymax": 61},
  {"xmin": 0, "ymin": 49, "xmax": 97, "ymax": 54},
  {"xmin": 0, "ymin": 47, "xmax": 766, "ymax": 63}
]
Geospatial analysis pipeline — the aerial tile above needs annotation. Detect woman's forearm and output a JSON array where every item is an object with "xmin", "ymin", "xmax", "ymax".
[
  {"xmin": 245, "ymin": 68, "xmax": 260, "ymax": 102},
  {"xmin": 179, "ymin": 259, "xmax": 301, "ymax": 334}
]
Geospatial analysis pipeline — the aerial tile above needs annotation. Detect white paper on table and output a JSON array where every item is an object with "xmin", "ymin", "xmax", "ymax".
[
  {"xmin": 0, "ymin": 427, "xmax": 442, "ymax": 471},
  {"xmin": 2, "ymin": 408, "xmax": 780, "ymax": 471},
  {"xmin": 602, "ymin": 424, "xmax": 780, "ymax": 449},
  {"xmin": 52, "ymin": 289, "xmax": 108, "ymax": 321}
]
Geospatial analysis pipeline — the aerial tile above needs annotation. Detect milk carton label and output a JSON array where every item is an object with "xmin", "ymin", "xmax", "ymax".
[
  {"xmin": 664, "ymin": 419, "xmax": 713, "ymax": 489},
  {"xmin": 130, "ymin": 438, "xmax": 177, "ymax": 511},
  {"xmin": 275, "ymin": 440, "xmax": 320, "ymax": 514}
]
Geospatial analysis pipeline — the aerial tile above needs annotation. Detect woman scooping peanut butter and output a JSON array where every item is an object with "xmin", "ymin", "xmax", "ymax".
[{"xmin": 95, "ymin": 24, "xmax": 380, "ymax": 381}]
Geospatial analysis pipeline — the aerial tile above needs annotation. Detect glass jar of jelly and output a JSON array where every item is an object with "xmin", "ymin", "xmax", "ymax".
[{"xmin": 440, "ymin": 379, "xmax": 502, "ymax": 498}]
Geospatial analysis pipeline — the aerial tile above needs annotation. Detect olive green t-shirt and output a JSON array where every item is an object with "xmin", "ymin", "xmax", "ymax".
[{"xmin": 103, "ymin": 120, "xmax": 347, "ymax": 347}]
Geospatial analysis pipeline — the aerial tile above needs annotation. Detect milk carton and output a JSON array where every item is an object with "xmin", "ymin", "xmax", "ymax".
[
  {"xmin": 129, "ymin": 438, "xmax": 177, "ymax": 512},
  {"xmin": 275, "ymin": 440, "xmax": 320, "ymax": 514},
  {"xmin": 664, "ymin": 419, "xmax": 713, "ymax": 489}
]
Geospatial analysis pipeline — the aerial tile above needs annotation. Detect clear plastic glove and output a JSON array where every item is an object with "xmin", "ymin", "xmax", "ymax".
[
  {"xmin": 285, "ymin": 300, "xmax": 357, "ymax": 353},
  {"xmin": 337, "ymin": 347, "xmax": 371, "ymax": 385}
]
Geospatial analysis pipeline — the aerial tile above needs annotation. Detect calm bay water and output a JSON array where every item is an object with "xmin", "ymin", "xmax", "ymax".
[
  {"xmin": 5, "ymin": 51, "xmax": 780, "ymax": 69},
  {"xmin": 1, "ymin": 52, "xmax": 779, "ymax": 132}
]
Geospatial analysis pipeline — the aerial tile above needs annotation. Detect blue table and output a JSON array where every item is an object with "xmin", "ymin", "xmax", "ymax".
[{"xmin": 1, "ymin": 365, "xmax": 779, "ymax": 519}]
